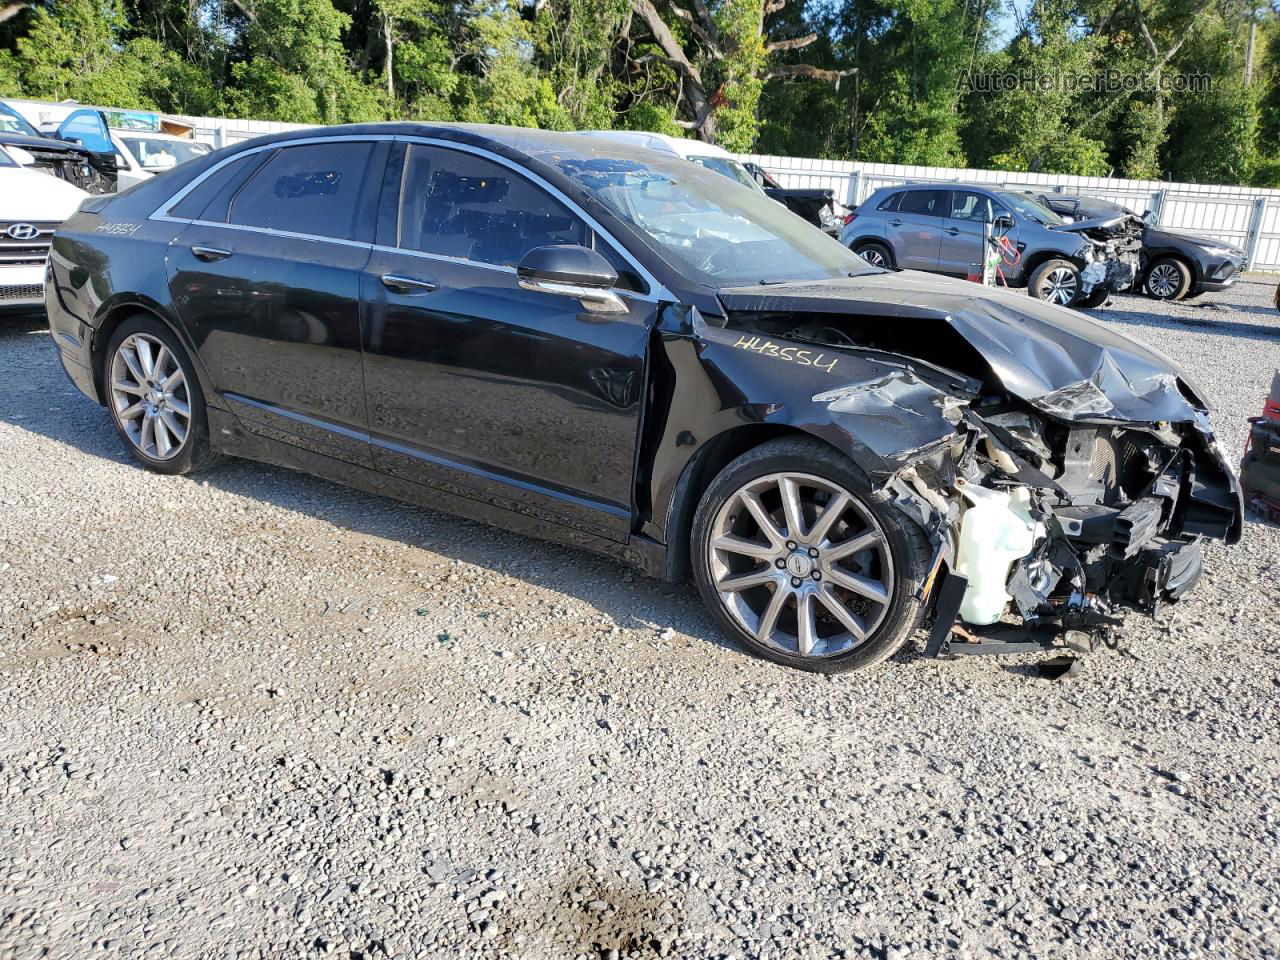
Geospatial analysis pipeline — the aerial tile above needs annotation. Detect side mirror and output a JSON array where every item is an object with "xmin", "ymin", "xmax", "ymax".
[
  {"xmin": 516, "ymin": 244, "xmax": 625, "ymax": 314},
  {"xmin": 992, "ymin": 213, "xmax": 1014, "ymax": 231}
]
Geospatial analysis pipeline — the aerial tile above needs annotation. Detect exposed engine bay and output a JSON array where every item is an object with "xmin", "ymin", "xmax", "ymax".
[
  {"xmin": 1057, "ymin": 213, "xmax": 1145, "ymax": 296},
  {"xmin": 715, "ymin": 274, "xmax": 1241, "ymax": 660}
]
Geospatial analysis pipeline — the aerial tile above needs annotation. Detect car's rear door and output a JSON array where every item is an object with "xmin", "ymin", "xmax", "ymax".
[
  {"xmin": 165, "ymin": 137, "xmax": 389, "ymax": 465},
  {"xmin": 358, "ymin": 139, "xmax": 658, "ymax": 541},
  {"xmin": 891, "ymin": 189, "xmax": 947, "ymax": 271}
]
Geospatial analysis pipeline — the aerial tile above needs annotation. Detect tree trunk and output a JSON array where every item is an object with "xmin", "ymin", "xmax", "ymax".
[{"xmin": 384, "ymin": 13, "xmax": 394, "ymax": 101}]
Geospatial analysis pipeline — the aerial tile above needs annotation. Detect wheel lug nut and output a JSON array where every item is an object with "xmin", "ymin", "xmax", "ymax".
[
  {"xmin": 790, "ymin": 577, "xmax": 801, "ymax": 588},
  {"xmin": 812, "ymin": 571, "xmax": 821, "ymax": 581},
  {"xmin": 808, "ymin": 547, "xmax": 819, "ymax": 558},
  {"xmin": 775, "ymin": 559, "xmax": 785, "ymax": 569},
  {"xmin": 786, "ymin": 540, "xmax": 796, "ymax": 550}
]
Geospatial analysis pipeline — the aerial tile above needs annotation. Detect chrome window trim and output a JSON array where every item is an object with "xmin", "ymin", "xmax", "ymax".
[
  {"xmin": 147, "ymin": 131, "xmax": 669, "ymax": 302},
  {"xmin": 148, "ymin": 134, "xmax": 397, "ymax": 225},
  {"xmin": 396, "ymin": 136, "xmax": 665, "ymax": 302}
]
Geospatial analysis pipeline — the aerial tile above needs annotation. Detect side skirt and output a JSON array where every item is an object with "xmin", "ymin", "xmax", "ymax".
[{"xmin": 206, "ymin": 408, "xmax": 669, "ymax": 579}]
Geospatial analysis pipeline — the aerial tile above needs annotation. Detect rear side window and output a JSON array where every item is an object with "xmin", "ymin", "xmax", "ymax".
[
  {"xmin": 877, "ymin": 192, "xmax": 902, "ymax": 212},
  {"xmin": 397, "ymin": 144, "xmax": 589, "ymax": 267},
  {"xmin": 168, "ymin": 153, "xmax": 265, "ymax": 220},
  {"xmin": 898, "ymin": 190, "xmax": 947, "ymax": 217},
  {"xmin": 227, "ymin": 142, "xmax": 377, "ymax": 242}
]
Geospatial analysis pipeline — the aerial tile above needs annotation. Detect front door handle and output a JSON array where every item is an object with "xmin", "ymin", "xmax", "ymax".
[
  {"xmin": 381, "ymin": 274, "xmax": 437, "ymax": 295},
  {"xmin": 191, "ymin": 245, "xmax": 232, "ymax": 262},
  {"xmin": 944, "ymin": 227, "xmax": 960, "ymax": 235},
  {"xmin": 888, "ymin": 219, "xmax": 903, "ymax": 227}
]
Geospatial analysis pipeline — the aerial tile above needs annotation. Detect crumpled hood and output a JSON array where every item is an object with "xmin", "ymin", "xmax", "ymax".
[
  {"xmin": 1051, "ymin": 213, "xmax": 1143, "ymax": 234},
  {"xmin": 717, "ymin": 270, "xmax": 1211, "ymax": 426}
]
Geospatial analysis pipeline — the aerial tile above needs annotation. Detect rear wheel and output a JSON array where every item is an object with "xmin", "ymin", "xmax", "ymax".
[
  {"xmin": 1028, "ymin": 258, "xmax": 1082, "ymax": 306},
  {"xmin": 691, "ymin": 438, "xmax": 930, "ymax": 673},
  {"xmin": 1144, "ymin": 257, "xmax": 1192, "ymax": 300},
  {"xmin": 104, "ymin": 315, "xmax": 221, "ymax": 475},
  {"xmin": 853, "ymin": 241, "xmax": 894, "ymax": 269}
]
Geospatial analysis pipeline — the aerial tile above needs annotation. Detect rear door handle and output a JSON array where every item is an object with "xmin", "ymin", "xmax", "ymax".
[
  {"xmin": 191, "ymin": 245, "xmax": 232, "ymax": 262},
  {"xmin": 888, "ymin": 219, "xmax": 903, "ymax": 227},
  {"xmin": 381, "ymin": 274, "xmax": 437, "ymax": 294},
  {"xmin": 944, "ymin": 227, "xmax": 959, "ymax": 235}
]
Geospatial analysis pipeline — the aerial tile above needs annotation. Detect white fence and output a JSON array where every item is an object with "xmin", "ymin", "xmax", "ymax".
[{"xmin": 740, "ymin": 154, "xmax": 1280, "ymax": 270}]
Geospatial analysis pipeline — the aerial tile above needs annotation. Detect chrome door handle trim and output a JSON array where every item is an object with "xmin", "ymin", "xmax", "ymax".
[
  {"xmin": 191, "ymin": 245, "xmax": 232, "ymax": 261},
  {"xmin": 381, "ymin": 274, "xmax": 437, "ymax": 294},
  {"xmin": 517, "ymin": 277, "xmax": 627, "ymax": 314}
]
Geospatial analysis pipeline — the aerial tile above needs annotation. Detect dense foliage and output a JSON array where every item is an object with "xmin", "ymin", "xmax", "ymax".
[{"xmin": 0, "ymin": 0, "xmax": 1276, "ymax": 185}]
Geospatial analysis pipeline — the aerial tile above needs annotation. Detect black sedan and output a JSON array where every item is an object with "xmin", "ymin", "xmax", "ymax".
[
  {"xmin": 45, "ymin": 124, "xmax": 1242, "ymax": 673},
  {"xmin": 1028, "ymin": 192, "xmax": 1246, "ymax": 301}
]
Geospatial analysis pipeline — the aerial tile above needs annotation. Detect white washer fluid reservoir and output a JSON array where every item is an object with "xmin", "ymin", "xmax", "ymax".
[{"xmin": 953, "ymin": 484, "xmax": 1043, "ymax": 625}]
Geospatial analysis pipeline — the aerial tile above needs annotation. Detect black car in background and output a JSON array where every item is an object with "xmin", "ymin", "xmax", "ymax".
[
  {"xmin": 45, "ymin": 124, "xmax": 1242, "ymax": 673},
  {"xmin": 1027, "ymin": 193, "xmax": 1246, "ymax": 300},
  {"xmin": 742, "ymin": 161, "xmax": 843, "ymax": 234}
]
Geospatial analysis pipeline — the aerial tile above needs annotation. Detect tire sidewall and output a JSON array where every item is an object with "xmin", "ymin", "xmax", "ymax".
[
  {"xmin": 1029, "ymin": 258, "xmax": 1082, "ymax": 307},
  {"xmin": 1144, "ymin": 257, "xmax": 1190, "ymax": 300},
  {"xmin": 855, "ymin": 241, "xmax": 893, "ymax": 269},
  {"xmin": 103, "ymin": 315, "xmax": 211, "ymax": 476},
  {"xmin": 690, "ymin": 440, "xmax": 926, "ymax": 674}
]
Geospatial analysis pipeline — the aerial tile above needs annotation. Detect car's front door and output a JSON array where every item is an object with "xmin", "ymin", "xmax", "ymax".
[
  {"xmin": 889, "ymin": 189, "xmax": 946, "ymax": 271},
  {"xmin": 166, "ymin": 138, "xmax": 389, "ymax": 465},
  {"xmin": 359, "ymin": 140, "xmax": 657, "ymax": 541},
  {"xmin": 53, "ymin": 109, "xmax": 118, "ymax": 193},
  {"xmin": 938, "ymin": 190, "xmax": 994, "ymax": 277}
]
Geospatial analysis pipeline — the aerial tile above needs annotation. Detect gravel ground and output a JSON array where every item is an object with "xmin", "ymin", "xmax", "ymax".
[{"xmin": 1, "ymin": 277, "xmax": 1278, "ymax": 960}]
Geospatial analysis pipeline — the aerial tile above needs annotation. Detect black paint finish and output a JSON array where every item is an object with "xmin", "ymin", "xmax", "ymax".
[{"xmin": 44, "ymin": 121, "xmax": 1244, "ymax": 597}]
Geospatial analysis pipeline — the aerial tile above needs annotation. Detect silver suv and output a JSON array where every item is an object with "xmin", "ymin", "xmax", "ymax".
[{"xmin": 838, "ymin": 183, "xmax": 1139, "ymax": 308}]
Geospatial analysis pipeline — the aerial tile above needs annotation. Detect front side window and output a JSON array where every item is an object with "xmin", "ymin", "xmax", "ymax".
[
  {"xmin": 898, "ymin": 190, "xmax": 947, "ymax": 217},
  {"xmin": 397, "ymin": 144, "xmax": 589, "ymax": 267},
  {"xmin": 950, "ymin": 191, "xmax": 993, "ymax": 222},
  {"xmin": 227, "ymin": 142, "xmax": 376, "ymax": 241}
]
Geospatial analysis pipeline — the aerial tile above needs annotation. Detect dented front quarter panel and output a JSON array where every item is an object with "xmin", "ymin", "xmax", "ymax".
[{"xmin": 644, "ymin": 303, "xmax": 975, "ymax": 548}]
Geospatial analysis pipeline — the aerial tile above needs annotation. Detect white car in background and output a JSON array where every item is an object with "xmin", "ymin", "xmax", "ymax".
[
  {"xmin": 0, "ymin": 145, "xmax": 88, "ymax": 313},
  {"xmin": 110, "ymin": 129, "xmax": 211, "ymax": 190},
  {"xmin": 579, "ymin": 130, "xmax": 766, "ymax": 193}
]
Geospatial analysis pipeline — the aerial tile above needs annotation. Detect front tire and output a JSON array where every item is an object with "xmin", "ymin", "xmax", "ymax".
[
  {"xmin": 1028, "ymin": 258, "xmax": 1083, "ymax": 306},
  {"xmin": 104, "ymin": 315, "xmax": 221, "ymax": 475},
  {"xmin": 690, "ymin": 438, "xmax": 930, "ymax": 674},
  {"xmin": 1144, "ymin": 257, "xmax": 1192, "ymax": 300}
]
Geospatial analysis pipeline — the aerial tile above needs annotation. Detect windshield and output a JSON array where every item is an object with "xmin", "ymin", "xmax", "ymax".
[
  {"xmin": 686, "ymin": 155, "xmax": 763, "ymax": 193},
  {"xmin": 555, "ymin": 154, "xmax": 871, "ymax": 287},
  {"xmin": 122, "ymin": 136, "xmax": 210, "ymax": 169},
  {"xmin": 995, "ymin": 191, "xmax": 1065, "ymax": 226},
  {"xmin": 0, "ymin": 103, "xmax": 39, "ymax": 137}
]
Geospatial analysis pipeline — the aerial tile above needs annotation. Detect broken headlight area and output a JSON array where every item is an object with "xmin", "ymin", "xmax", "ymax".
[{"xmin": 884, "ymin": 400, "xmax": 1237, "ymax": 660}]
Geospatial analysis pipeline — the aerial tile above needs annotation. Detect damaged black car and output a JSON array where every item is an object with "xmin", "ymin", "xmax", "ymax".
[{"xmin": 45, "ymin": 125, "xmax": 1242, "ymax": 673}]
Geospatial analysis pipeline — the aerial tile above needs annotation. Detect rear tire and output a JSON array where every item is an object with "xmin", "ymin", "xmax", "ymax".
[
  {"xmin": 853, "ymin": 241, "xmax": 894, "ymax": 269},
  {"xmin": 690, "ymin": 437, "xmax": 931, "ymax": 674},
  {"xmin": 103, "ymin": 315, "xmax": 222, "ymax": 476},
  {"xmin": 1028, "ymin": 258, "xmax": 1083, "ymax": 307},
  {"xmin": 1144, "ymin": 257, "xmax": 1192, "ymax": 300}
]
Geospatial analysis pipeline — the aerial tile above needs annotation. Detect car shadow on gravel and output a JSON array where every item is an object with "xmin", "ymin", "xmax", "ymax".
[{"xmin": 0, "ymin": 321, "xmax": 726, "ymax": 651}]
